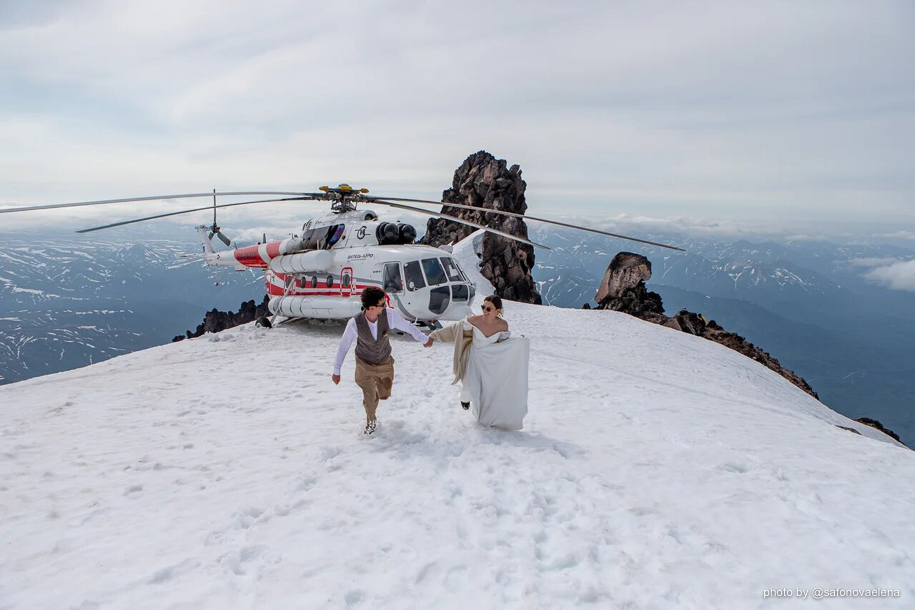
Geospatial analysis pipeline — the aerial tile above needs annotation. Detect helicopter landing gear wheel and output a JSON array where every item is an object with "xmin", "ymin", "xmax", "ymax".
[{"xmin": 255, "ymin": 315, "xmax": 273, "ymax": 329}]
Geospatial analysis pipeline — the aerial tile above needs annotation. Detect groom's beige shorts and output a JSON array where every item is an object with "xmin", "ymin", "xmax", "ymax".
[{"xmin": 354, "ymin": 356, "xmax": 395, "ymax": 422}]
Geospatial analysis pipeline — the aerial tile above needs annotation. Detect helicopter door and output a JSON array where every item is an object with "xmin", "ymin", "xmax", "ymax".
[{"xmin": 341, "ymin": 266, "xmax": 354, "ymax": 297}]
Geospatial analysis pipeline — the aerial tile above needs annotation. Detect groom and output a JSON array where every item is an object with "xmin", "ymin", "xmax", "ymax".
[{"xmin": 332, "ymin": 287, "xmax": 433, "ymax": 434}]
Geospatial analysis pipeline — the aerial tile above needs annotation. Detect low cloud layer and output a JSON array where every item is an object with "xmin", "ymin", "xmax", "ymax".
[{"xmin": 850, "ymin": 258, "xmax": 915, "ymax": 292}]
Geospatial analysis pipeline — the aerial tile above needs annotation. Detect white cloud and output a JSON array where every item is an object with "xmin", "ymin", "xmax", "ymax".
[
  {"xmin": 863, "ymin": 259, "xmax": 915, "ymax": 292},
  {"xmin": 847, "ymin": 257, "xmax": 902, "ymax": 268},
  {"xmin": 881, "ymin": 231, "xmax": 915, "ymax": 240}
]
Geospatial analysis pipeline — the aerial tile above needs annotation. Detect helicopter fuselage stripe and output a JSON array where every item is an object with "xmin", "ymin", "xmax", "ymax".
[{"xmin": 266, "ymin": 286, "xmax": 373, "ymax": 296}]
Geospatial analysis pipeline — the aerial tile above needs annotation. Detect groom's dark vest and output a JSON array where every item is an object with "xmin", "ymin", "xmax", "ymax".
[{"xmin": 354, "ymin": 311, "xmax": 392, "ymax": 365}]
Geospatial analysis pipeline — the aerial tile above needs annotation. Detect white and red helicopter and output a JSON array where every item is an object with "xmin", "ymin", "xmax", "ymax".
[{"xmin": 0, "ymin": 185, "xmax": 683, "ymax": 326}]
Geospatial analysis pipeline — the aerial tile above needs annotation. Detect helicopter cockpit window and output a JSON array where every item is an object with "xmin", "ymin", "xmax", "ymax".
[
  {"xmin": 451, "ymin": 259, "xmax": 469, "ymax": 282},
  {"xmin": 451, "ymin": 284, "xmax": 469, "ymax": 301},
  {"xmin": 404, "ymin": 261, "xmax": 426, "ymax": 292},
  {"xmin": 383, "ymin": 263, "xmax": 404, "ymax": 293},
  {"xmin": 421, "ymin": 258, "xmax": 447, "ymax": 286},
  {"xmin": 440, "ymin": 257, "xmax": 462, "ymax": 282}
]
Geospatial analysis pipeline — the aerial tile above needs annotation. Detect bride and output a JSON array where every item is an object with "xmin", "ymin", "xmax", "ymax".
[{"xmin": 430, "ymin": 296, "xmax": 530, "ymax": 430}]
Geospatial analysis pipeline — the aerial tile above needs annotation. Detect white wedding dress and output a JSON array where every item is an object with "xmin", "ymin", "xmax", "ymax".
[{"xmin": 459, "ymin": 320, "xmax": 530, "ymax": 430}]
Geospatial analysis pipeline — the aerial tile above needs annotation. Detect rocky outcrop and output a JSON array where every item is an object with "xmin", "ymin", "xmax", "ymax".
[
  {"xmin": 855, "ymin": 418, "xmax": 903, "ymax": 444},
  {"xmin": 420, "ymin": 151, "xmax": 541, "ymax": 304},
  {"xmin": 595, "ymin": 253, "xmax": 653, "ymax": 303},
  {"xmin": 173, "ymin": 296, "xmax": 270, "ymax": 341},
  {"xmin": 595, "ymin": 252, "xmax": 818, "ymax": 399},
  {"xmin": 595, "ymin": 253, "xmax": 665, "ymax": 318}
]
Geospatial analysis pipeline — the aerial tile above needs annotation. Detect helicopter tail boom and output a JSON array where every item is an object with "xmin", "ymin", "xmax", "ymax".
[{"xmin": 195, "ymin": 225, "xmax": 217, "ymax": 254}]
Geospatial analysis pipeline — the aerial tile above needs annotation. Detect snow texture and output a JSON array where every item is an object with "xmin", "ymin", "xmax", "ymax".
[{"xmin": 1, "ymin": 233, "xmax": 913, "ymax": 609}]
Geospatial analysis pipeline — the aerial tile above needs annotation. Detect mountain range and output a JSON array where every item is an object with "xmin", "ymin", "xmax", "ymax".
[
  {"xmin": 533, "ymin": 227, "xmax": 915, "ymax": 446},
  {"xmin": 0, "ymin": 227, "xmax": 259, "ymax": 385}
]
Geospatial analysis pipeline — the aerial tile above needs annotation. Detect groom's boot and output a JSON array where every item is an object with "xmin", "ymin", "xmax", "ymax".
[{"xmin": 461, "ymin": 401, "xmax": 470, "ymax": 410}]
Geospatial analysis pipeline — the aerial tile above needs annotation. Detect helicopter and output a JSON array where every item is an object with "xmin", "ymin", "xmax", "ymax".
[{"xmin": 0, "ymin": 184, "xmax": 684, "ymax": 326}]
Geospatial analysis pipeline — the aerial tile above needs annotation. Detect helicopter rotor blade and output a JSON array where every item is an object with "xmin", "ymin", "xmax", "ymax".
[
  {"xmin": 0, "ymin": 191, "xmax": 325, "ymax": 215},
  {"xmin": 75, "ymin": 196, "xmax": 311, "ymax": 234},
  {"xmin": 367, "ymin": 199, "xmax": 550, "ymax": 250},
  {"xmin": 366, "ymin": 196, "xmax": 685, "ymax": 252}
]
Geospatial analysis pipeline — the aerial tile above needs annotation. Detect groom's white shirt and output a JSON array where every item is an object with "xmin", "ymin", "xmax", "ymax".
[{"xmin": 333, "ymin": 308, "xmax": 428, "ymax": 375}]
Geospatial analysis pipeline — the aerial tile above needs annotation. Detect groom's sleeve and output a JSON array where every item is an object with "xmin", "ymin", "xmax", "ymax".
[
  {"xmin": 333, "ymin": 319, "xmax": 358, "ymax": 375},
  {"xmin": 386, "ymin": 309, "xmax": 429, "ymax": 343}
]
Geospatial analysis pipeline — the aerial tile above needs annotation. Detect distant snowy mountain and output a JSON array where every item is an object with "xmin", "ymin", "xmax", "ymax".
[
  {"xmin": 0, "ymin": 230, "xmax": 263, "ymax": 384},
  {"xmin": 1, "ymin": 234, "xmax": 912, "ymax": 609},
  {"xmin": 532, "ymin": 227, "xmax": 915, "ymax": 446},
  {"xmin": 531, "ymin": 229, "xmax": 887, "ymax": 308}
]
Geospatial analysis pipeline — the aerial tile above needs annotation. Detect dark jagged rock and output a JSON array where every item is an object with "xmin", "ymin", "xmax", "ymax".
[
  {"xmin": 855, "ymin": 418, "xmax": 904, "ymax": 444},
  {"xmin": 420, "ymin": 151, "xmax": 541, "ymax": 304},
  {"xmin": 595, "ymin": 253, "xmax": 665, "ymax": 318},
  {"xmin": 595, "ymin": 252, "xmax": 818, "ymax": 399},
  {"xmin": 173, "ymin": 295, "xmax": 270, "ymax": 341}
]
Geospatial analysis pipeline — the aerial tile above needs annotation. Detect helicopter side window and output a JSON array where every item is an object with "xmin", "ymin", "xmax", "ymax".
[
  {"xmin": 421, "ymin": 258, "xmax": 447, "ymax": 286},
  {"xmin": 404, "ymin": 261, "xmax": 426, "ymax": 292},
  {"xmin": 326, "ymin": 274, "xmax": 334, "ymax": 288},
  {"xmin": 342, "ymin": 274, "xmax": 351, "ymax": 288},
  {"xmin": 440, "ymin": 257, "xmax": 462, "ymax": 282},
  {"xmin": 320, "ymin": 226, "xmax": 333, "ymax": 249},
  {"xmin": 303, "ymin": 228, "xmax": 322, "ymax": 250},
  {"xmin": 383, "ymin": 263, "xmax": 404, "ymax": 294},
  {"xmin": 310, "ymin": 276, "xmax": 318, "ymax": 288},
  {"xmin": 325, "ymin": 224, "xmax": 345, "ymax": 249}
]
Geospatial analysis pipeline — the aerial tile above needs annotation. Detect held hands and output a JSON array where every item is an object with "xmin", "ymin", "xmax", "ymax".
[
  {"xmin": 424, "ymin": 337, "xmax": 434, "ymax": 348},
  {"xmin": 332, "ymin": 374, "xmax": 340, "ymax": 385}
]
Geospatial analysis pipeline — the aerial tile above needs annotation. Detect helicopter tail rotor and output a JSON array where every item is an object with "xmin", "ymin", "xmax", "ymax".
[
  {"xmin": 206, "ymin": 189, "xmax": 232, "ymax": 247},
  {"xmin": 208, "ymin": 228, "xmax": 232, "ymax": 247}
]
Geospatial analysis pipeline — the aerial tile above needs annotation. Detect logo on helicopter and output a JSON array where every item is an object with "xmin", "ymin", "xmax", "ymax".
[{"xmin": 356, "ymin": 226, "xmax": 367, "ymax": 239}]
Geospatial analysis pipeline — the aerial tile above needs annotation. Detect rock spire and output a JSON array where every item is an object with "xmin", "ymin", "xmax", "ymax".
[{"xmin": 420, "ymin": 151, "xmax": 541, "ymax": 304}]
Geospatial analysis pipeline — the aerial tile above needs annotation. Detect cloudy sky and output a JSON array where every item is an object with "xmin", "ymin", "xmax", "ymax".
[{"xmin": 1, "ymin": 0, "xmax": 914, "ymax": 237}]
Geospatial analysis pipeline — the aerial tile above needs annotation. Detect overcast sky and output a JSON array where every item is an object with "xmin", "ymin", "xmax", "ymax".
[{"xmin": 1, "ymin": 0, "xmax": 914, "ymax": 238}]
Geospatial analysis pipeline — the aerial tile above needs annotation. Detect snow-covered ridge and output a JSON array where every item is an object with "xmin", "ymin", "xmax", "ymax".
[{"xmin": 1, "ymin": 235, "xmax": 913, "ymax": 609}]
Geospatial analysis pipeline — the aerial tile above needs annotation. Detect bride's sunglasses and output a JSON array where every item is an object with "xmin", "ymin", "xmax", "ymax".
[{"xmin": 482, "ymin": 305, "xmax": 495, "ymax": 312}]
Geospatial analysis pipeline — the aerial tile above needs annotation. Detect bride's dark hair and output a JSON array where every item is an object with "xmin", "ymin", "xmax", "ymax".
[{"xmin": 484, "ymin": 295, "xmax": 504, "ymax": 317}]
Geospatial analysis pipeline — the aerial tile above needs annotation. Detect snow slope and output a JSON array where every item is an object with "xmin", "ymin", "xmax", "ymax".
[{"xmin": 2, "ymin": 237, "xmax": 914, "ymax": 609}]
